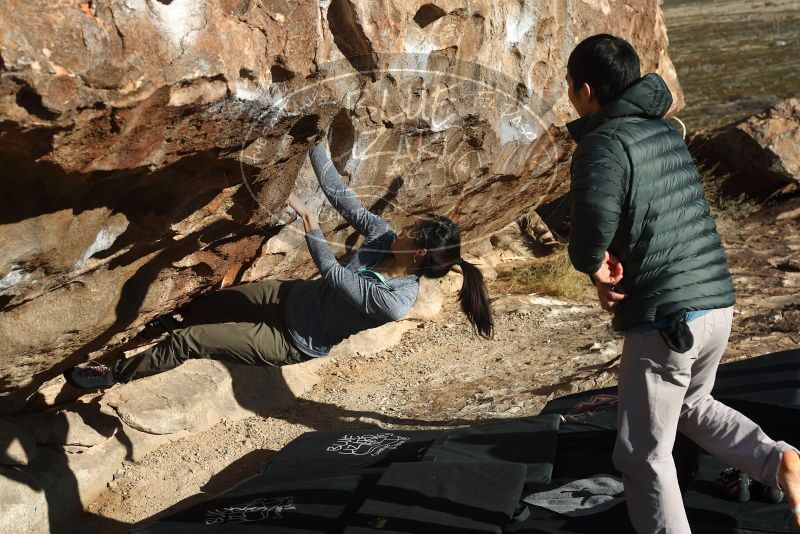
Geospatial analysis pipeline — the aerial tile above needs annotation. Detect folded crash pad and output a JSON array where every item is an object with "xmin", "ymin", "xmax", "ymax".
[
  {"xmin": 132, "ymin": 470, "xmax": 382, "ymax": 533},
  {"xmin": 345, "ymin": 462, "xmax": 527, "ymax": 534},
  {"xmin": 422, "ymin": 414, "xmax": 561, "ymax": 488},
  {"xmin": 262, "ymin": 428, "xmax": 441, "ymax": 481}
]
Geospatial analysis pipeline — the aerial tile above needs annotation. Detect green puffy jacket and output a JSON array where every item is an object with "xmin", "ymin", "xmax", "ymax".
[{"xmin": 566, "ymin": 73, "xmax": 735, "ymax": 331}]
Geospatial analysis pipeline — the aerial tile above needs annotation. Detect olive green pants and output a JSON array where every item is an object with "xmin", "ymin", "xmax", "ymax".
[{"xmin": 113, "ymin": 280, "xmax": 308, "ymax": 383}]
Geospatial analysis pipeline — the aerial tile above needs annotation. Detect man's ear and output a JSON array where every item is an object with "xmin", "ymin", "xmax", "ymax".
[{"xmin": 580, "ymin": 82, "xmax": 592, "ymax": 103}]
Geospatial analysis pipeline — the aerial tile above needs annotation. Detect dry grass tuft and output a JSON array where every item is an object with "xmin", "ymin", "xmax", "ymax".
[{"xmin": 492, "ymin": 250, "xmax": 595, "ymax": 301}]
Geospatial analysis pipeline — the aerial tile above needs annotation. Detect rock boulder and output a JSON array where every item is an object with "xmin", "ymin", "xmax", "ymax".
[
  {"xmin": 0, "ymin": 0, "xmax": 682, "ymax": 411},
  {"xmin": 690, "ymin": 98, "xmax": 800, "ymax": 197}
]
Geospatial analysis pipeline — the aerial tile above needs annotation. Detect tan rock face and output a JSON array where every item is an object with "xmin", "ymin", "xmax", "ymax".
[
  {"xmin": 0, "ymin": 0, "xmax": 682, "ymax": 411},
  {"xmin": 690, "ymin": 98, "xmax": 800, "ymax": 197}
]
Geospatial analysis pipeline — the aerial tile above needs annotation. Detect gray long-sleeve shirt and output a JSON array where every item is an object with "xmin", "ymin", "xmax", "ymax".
[{"xmin": 284, "ymin": 144, "xmax": 421, "ymax": 358}]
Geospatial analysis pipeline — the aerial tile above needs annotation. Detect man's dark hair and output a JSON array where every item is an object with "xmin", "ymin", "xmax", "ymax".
[{"xmin": 567, "ymin": 34, "xmax": 641, "ymax": 106}]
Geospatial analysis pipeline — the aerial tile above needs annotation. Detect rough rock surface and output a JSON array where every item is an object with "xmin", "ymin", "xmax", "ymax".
[
  {"xmin": 103, "ymin": 361, "xmax": 240, "ymax": 435},
  {"xmin": 490, "ymin": 205, "xmax": 562, "ymax": 259},
  {"xmin": 27, "ymin": 408, "xmax": 113, "ymax": 448},
  {"xmin": 0, "ymin": 0, "xmax": 682, "ymax": 410},
  {"xmin": 0, "ymin": 355, "xmax": 329, "ymax": 534},
  {"xmin": 0, "ymin": 419, "xmax": 36, "ymax": 466},
  {"xmin": 690, "ymin": 98, "xmax": 800, "ymax": 197}
]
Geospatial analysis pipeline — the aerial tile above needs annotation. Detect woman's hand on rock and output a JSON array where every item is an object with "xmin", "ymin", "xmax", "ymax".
[
  {"xmin": 287, "ymin": 192, "xmax": 310, "ymax": 217},
  {"xmin": 287, "ymin": 193, "xmax": 319, "ymax": 232}
]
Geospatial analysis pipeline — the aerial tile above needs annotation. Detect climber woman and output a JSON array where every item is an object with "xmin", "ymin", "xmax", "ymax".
[{"xmin": 65, "ymin": 142, "xmax": 494, "ymax": 389}]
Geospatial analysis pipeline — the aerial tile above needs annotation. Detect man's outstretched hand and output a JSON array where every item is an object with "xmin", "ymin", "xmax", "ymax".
[{"xmin": 593, "ymin": 251, "xmax": 623, "ymax": 285}]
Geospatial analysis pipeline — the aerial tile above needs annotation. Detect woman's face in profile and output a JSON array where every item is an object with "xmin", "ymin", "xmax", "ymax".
[{"xmin": 391, "ymin": 218, "xmax": 428, "ymax": 256}]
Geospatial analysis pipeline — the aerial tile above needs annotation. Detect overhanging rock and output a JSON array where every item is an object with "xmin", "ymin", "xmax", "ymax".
[{"xmin": 0, "ymin": 0, "xmax": 683, "ymax": 410}]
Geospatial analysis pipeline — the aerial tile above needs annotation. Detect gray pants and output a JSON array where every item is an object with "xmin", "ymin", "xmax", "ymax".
[
  {"xmin": 614, "ymin": 306, "xmax": 796, "ymax": 533},
  {"xmin": 113, "ymin": 280, "xmax": 308, "ymax": 383}
]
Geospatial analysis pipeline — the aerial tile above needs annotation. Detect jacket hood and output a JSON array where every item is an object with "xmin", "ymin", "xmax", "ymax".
[{"xmin": 566, "ymin": 73, "xmax": 674, "ymax": 142}]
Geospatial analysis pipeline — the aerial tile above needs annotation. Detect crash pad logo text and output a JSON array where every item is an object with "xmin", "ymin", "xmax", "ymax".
[
  {"xmin": 327, "ymin": 433, "xmax": 410, "ymax": 456},
  {"xmin": 205, "ymin": 496, "xmax": 296, "ymax": 524}
]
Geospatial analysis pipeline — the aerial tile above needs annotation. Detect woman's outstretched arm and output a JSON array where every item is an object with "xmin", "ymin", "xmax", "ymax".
[
  {"xmin": 309, "ymin": 143, "xmax": 391, "ymax": 239},
  {"xmin": 288, "ymin": 193, "xmax": 411, "ymax": 322},
  {"xmin": 305, "ymin": 229, "xmax": 411, "ymax": 321}
]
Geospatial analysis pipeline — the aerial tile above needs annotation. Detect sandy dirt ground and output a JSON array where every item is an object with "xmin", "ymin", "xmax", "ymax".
[{"xmin": 74, "ymin": 194, "xmax": 800, "ymax": 533}]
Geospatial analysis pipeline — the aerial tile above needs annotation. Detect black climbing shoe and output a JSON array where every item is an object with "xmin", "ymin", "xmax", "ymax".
[
  {"xmin": 713, "ymin": 467, "xmax": 752, "ymax": 503},
  {"xmin": 64, "ymin": 362, "xmax": 116, "ymax": 390}
]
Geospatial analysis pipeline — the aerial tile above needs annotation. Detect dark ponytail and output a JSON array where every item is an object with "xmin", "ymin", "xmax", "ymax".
[
  {"xmin": 455, "ymin": 258, "xmax": 494, "ymax": 339},
  {"xmin": 414, "ymin": 216, "xmax": 494, "ymax": 339}
]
